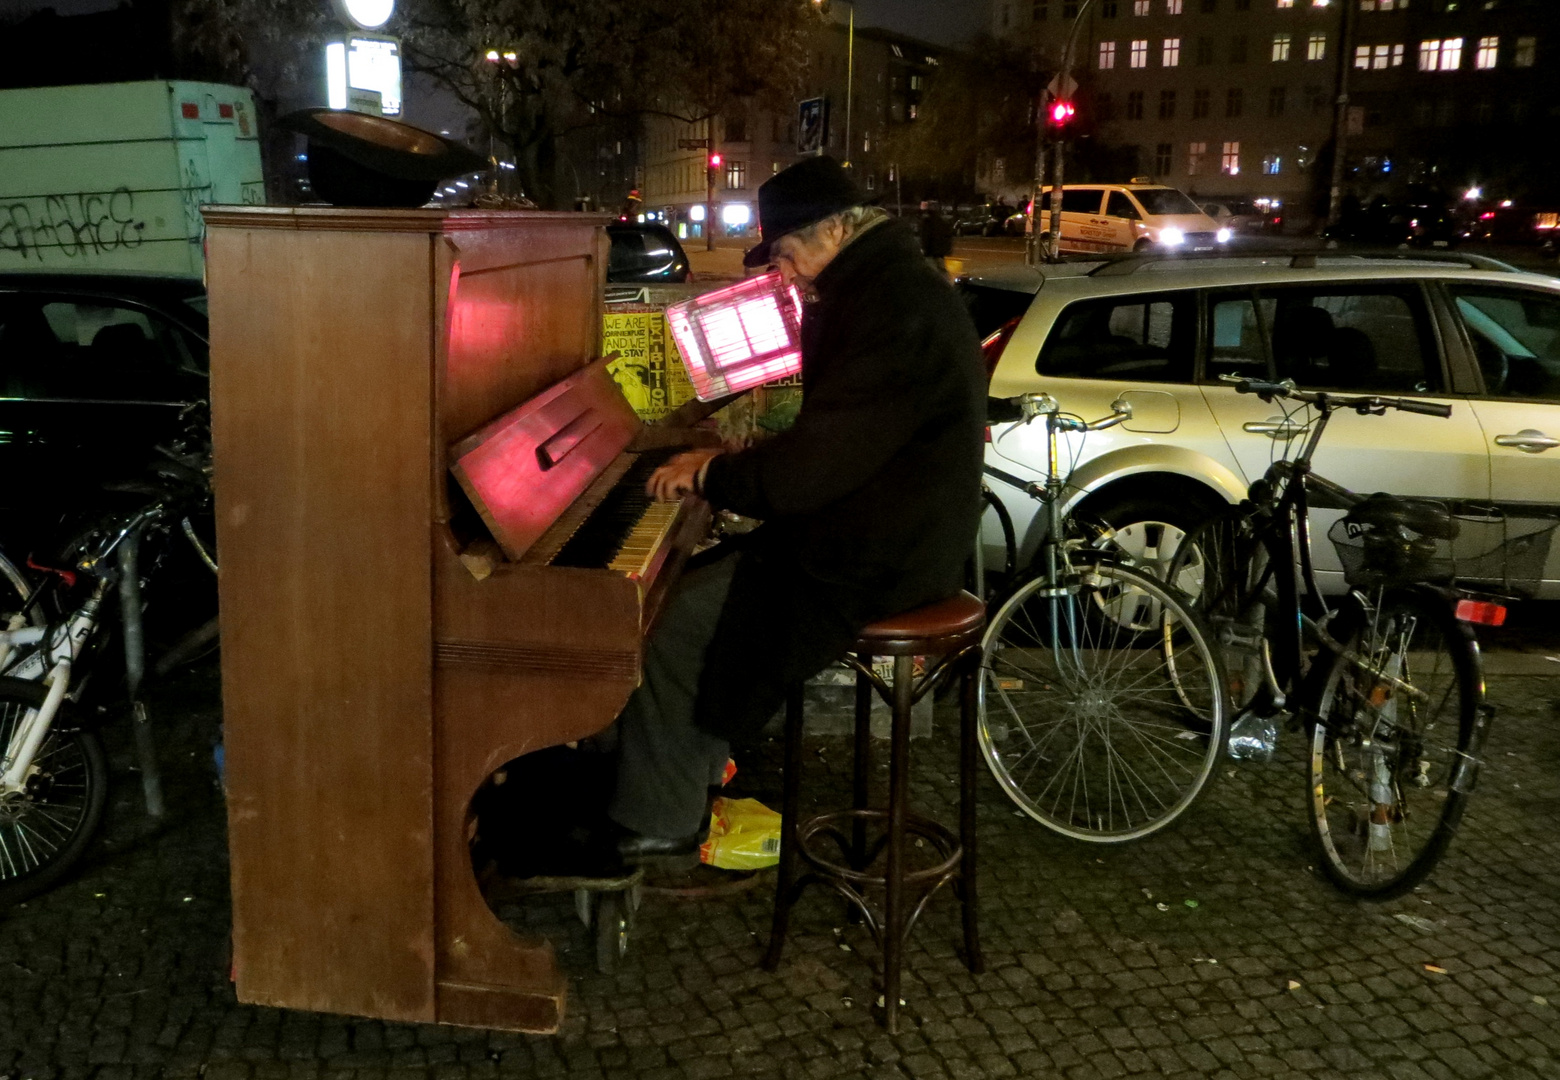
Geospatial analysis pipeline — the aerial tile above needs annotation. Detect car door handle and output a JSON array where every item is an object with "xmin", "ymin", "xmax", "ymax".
[
  {"xmin": 1243, "ymin": 420, "xmax": 1308, "ymax": 438},
  {"xmin": 1494, "ymin": 429, "xmax": 1560, "ymax": 453}
]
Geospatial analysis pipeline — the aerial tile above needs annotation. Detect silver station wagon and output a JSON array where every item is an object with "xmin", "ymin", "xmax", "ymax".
[{"xmin": 964, "ymin": 252, "xmax": 1560, "ymax": 596}]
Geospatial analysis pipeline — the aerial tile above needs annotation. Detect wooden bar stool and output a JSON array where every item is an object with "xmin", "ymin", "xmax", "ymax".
[{"xmin": 762, "ymin": 591, "xmax": 986, "ymax": 1032}]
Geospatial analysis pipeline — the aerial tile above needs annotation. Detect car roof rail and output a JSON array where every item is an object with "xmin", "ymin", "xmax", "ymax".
[{"xmin": 1084, "ymin": 247, "xmax": 1522, "ymax": 276}]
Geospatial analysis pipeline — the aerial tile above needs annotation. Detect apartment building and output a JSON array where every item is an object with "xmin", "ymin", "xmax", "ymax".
[
  {"xmin": 639, "ymin": 7, "xmax": 940, "ymax": 242},
  {"xmin": 995, "ymin": 0, "xmax": 1553, "ymax": 227}
]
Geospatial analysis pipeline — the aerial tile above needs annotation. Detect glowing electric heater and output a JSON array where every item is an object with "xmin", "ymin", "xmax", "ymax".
[{"xmin": 665, "ymin": 273, "xmax": 804, "ymax": 401}]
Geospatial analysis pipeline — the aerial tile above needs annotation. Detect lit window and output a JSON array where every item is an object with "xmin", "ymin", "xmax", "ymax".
[
  {"xmin": 1167, "ymin": 0, "xmax": 1184, "ymax": 12},
  {"xmin": 1515, "ymin": 36, "xmax": 1535, "ymax": 68},
  {"xmin": 1390, "ymin": 43, "xmax": 1404, "ymax": 66},
  {"xmin": 1163, "ymin": 37, "xmax": 1182, "ymax": 66},
  {"xmin": 1359, "ymin": 0, "xmax": 1374, "ymax": 8},
  {"xmin": 1100, "ymin": 41, "xmax": 1117, "ymax": 68},
  {"xmin": 1134, "ymin": 0, "xmax": 1150, "ymax": 13},
  {"xmin": 1222, "ymin": 141, "xmax": 1240, "ymax": 175},
  {"xmin": 1307, "ymin": 31, "xmax": 1327, "ymax": 60},
  {"xmin": 725, "ymin": 160, "xmax": 747, "ymax": 189},
  {"xmin": 1441, "ymin": 38, "xmax": 1463, "ymax": 70},
  {"xmin": 1277, "ymin": 0, "xmax": 1293, "ymax": 7},
  {"xmin": 1475, "ymin": 36, "xmax": 1498, "ymax": 69},
  {"xmin": 1273, "ymin": 33, "xmax": 1292, "ymax": 61},
  {"xmin": 1262, "ymin": 154, "xmax": 1282, "ymax": 175},
  {"xmin": 1354, "ymin": 44, "xmax": 1370, "ymax": 68},
  {"xmin": 1418, "ymin": 39, "xmax": 1437, "ymax": 70},
  {"xmin": 1131, "ymin": 39, "xmax": 1149, "ymax": 67},
  {"xmin": 1188, "ymin": 141, "xmax": 1207, "ymax": 174}
]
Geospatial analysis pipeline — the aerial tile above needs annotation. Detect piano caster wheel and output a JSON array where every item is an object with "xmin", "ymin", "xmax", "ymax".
[{"xmin": 595, "ymin": 892, "xmax": 631, "ymax": 974}]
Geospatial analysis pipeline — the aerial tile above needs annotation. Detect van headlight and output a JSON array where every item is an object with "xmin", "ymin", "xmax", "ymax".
[
  {"xmin": 1216, "ymin": 227, "xmax": 1233, "ymax": 243},
  {"xmin": 1159, "ymin": 227, "xmax": 1185, "ymax": 247}
]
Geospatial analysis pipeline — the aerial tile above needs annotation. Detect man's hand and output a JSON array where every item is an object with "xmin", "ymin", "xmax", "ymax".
[{"xmin": 647, "ymin": 448, "xmax": 723, "ymax": 503}]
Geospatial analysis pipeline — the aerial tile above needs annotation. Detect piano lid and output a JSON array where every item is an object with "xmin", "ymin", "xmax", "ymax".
[{"xmin": 450, "ymin": 357, "xmax": 641, "ymax": 562}]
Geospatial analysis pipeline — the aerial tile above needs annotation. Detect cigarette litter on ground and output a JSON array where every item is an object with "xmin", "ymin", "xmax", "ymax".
[{"xmin": 1424, "ymin": 964, "xmax": 1448, "ymax": 974}]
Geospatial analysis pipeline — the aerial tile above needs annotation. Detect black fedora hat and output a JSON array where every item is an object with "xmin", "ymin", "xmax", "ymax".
[
  {"xmin": 743, "ymin": 155, "xmax": 871, "ymax": 267},
  {"xmin": 277, "ymin": 109, "xmax": 487, "ymax": 207}
]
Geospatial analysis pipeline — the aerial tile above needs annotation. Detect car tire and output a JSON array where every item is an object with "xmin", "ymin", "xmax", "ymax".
[
  {"xmin": 1133, "ymin": 238, "xmax": 1154, "ymax": 252},
  {"xmin": 1081, "ymin": 491, "xmax": 1225, "ymax": 583}
]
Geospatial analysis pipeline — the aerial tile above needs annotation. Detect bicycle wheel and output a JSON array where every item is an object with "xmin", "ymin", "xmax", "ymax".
[
  {"xmin": 0, "ymin": 677, "xmax": 109, "ymax": 905},
  {"xmin": 1168, "ymin": 506, "xmax": 1270, "ymax": 711},
  {"xmin": 1306, "ymin": 588, "xmax": 1479, "ymax": 899},
  {"xmin": 979, "ymin": 558, "xmax": 1228, "ymax": 841}
]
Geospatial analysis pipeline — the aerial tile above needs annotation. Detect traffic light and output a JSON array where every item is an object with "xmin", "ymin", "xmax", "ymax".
[
  {"xmin": 1047, "ymin": 99, "xmax": 1076, "ymax": 131},
  {"xmin": 708, "ymin": 151, "xmax": 723, "ymax": 170}
]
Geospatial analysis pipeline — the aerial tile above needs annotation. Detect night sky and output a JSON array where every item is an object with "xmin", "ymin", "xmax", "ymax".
[
  {"xmin": 2, "ymin": 0, "xmax": 995, "ymax": 44},
  {"xmin": 852, "ymin": 0, "xmax": 991, "ymax": 45}
]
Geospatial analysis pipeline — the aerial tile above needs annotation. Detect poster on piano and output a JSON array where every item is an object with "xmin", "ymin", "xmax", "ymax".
[{"xmin": 604, "ymin": 307, "xmax": 697, "ymax": 421}]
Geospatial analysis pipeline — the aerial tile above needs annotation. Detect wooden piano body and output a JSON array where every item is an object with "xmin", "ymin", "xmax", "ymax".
[{"xmin": 204, "ymin": 206, "xmax": 704, "ymax": 1033}]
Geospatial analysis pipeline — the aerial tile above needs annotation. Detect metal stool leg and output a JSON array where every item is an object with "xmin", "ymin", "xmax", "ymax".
[
  {"xmin": 881, "ymin": 654, "xmax": 913, "ymax": 1034},
  {"xmin": 851, "ymin": 653, "xmax": 873, "ymax": 876},
  {"xmin": 958, "ymin": 651, "xmax": 984, "ymax": 974},
  {"xmin": 763, "ymin": 683, "xmax": 806, "ymax": 971}
]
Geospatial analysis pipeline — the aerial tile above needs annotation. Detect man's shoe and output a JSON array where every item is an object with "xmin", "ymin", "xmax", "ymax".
[{"xmin": 616, "ymin": 829, "xmax": 701, "ymax": 866}]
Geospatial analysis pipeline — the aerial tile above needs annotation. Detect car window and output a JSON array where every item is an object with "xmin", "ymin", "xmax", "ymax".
[
  {"xmin": 1132, "ymin": 188, "xmax": 1203, "ymax": 216},
  {"xmin": 608, "ymin": 230, "xmax": 653, "ymax": 276},
  {"xmin": 1206, "ymin": 285, "xmax": 1440, "ymax": 393},
  {"xmin": 959, "ymin": 283, "xmax": 1036, "ymax": 339},
  {"xmin": 1106, "ymin": 192, "xmax": 1140, "ymax": 220},
  {"xmin": 2, "ymin": 299, "xmax": 202, "ymax": 401},
  {"xmin": 1206, "ymin": 291, "xmax": 1275, "ymax": 381},
  {"xmin": 1061, "ymin": 189, "xmax": 1104, "ymax": 215},
  {"xmin": 1038, "ymin": 291, "xmax": 1196, "ymax": 383},
  {"xmin": 1448, "ymin": 285, "xmax": 1560, "ymax": 400}
]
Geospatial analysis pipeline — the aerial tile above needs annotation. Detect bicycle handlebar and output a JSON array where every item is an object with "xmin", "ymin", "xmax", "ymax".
[
  {"xmin": 1219, "ymin": 374, "xmax": 1452, "ymax": 419},
  {"xmin": 1006, "ymin": 392, "xmax": 1134, "ymax": 432}
]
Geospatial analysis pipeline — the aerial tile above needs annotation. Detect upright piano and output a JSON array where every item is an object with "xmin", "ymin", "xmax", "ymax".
[{"xmin": 204, "ymin": 206, "xmax": 709, "ymax": 1033}]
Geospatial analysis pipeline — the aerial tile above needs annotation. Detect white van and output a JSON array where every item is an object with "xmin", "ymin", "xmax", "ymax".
[
  {"xmin": 1034, "ymin": 183, "xmax": 1230, "ymax": 255},
  {"xmin": 0, "ymin": 80, "xmax": 264, "ymax": 276}
]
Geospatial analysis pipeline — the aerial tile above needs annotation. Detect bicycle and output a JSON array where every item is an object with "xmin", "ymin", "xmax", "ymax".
[
  {"xmin": 1167, "ymin": 376, "xmax": 1531, "ymax": 899},
  {"xmin": 0, "ymin": 427, "xmax": 215, "ymax": 904},
  {"xmin": 979, "ymin": 392, "xmax": 1229, "ymax": 842}
]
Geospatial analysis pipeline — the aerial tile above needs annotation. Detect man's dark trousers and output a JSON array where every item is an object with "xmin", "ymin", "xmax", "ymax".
[{"xmin": 608, "ymin": 550, "xmax": 738, "ymax": 839}]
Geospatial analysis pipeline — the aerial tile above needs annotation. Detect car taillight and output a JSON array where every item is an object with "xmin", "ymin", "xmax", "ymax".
[
  {"xmin": 981, "ymin": 316, "xmax": 1022, "ymax": 382},
  {"xmin": 1455, "ymin": 599, "xmax": 1507, "ymax": 626}
]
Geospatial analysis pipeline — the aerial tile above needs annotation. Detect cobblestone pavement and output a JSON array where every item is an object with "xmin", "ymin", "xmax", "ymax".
[{"xmin": 4, "ymin": 650, "xmax": 1560, "ymax": 1080}]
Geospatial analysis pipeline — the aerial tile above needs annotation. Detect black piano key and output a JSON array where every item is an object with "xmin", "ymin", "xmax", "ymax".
[{"xmin": 551, "ymin": 449, "xmax": 679, "ymax": 568}]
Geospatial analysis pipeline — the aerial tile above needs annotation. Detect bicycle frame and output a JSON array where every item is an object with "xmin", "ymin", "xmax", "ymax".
[{"xmin": 0, "ymin": 582, "xmax": 107, "ymax": 796}]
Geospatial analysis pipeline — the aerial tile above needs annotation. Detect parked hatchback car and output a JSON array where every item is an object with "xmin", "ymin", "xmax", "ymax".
[
  {"xmin": 0, "ymin": 272, "xmax": 208, "ymax": 554},
  {"xmin": 964, "ymin": 251, "xmax": 1560, "ymax": 596},
  {"xmin": 606, "ymin": 223, "xmax": 690, "ymax": 283}
]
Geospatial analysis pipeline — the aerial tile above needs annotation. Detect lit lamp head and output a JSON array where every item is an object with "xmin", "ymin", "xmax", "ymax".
[{"xmin": 331, "ymin": 0, "xmax": 394, "ymax": 30}]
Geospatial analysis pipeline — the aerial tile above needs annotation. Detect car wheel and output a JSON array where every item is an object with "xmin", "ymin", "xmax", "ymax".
[
  {"xmin": 1133, "ymin": 238, "xmax": 1154, "ymax": 252},
  {"xmin": 1083, "ymin": 492, "xmax": 1225, "ymax": 584}
]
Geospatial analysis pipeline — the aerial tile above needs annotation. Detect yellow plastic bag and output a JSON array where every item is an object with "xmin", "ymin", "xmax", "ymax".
[{"xmin": 699, "ymin": 797, "xmax": 781, "ymax": 871}]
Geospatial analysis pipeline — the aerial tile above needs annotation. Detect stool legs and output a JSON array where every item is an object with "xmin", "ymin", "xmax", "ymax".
[
  {"xmin": 881, "ymin": 654, "xmax": 914, "ymax": 1034},
  {"xmin": 958, "ymin": 651, "xmax": 985, "ymax": 975},
  {"xmin": 763, "ymin": 684, "xmax": 806, "ymax": 971}
]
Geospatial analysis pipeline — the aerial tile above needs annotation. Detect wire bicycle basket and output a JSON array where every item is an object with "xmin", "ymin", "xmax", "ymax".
[{"xmin": 1329, "ymin": 503, "xmax": 1559, "ymax": 597}]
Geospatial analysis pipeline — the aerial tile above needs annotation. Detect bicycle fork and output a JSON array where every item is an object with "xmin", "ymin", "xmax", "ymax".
[{"xmin": 0, "ymin": 586, "xmax": 104, "ymax": 799}]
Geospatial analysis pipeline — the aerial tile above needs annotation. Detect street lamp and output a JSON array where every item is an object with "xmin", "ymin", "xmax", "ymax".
[{"xmin": 812, "ymin": 0, "xmax": 854, "ymax": 166}]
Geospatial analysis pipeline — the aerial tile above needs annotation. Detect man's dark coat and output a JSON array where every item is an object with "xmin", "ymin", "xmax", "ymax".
[{"xmin": 694, "ymin": 218, "xmax": 986, "ymax": 741}]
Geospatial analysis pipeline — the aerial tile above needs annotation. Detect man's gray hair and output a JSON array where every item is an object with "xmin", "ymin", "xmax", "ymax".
[{"xmin": 791, "ymin": 204, "xmax": 890, "ymax": 246}]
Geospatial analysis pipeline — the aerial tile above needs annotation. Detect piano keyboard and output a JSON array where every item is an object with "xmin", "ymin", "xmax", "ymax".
[{"xmin": 549, "ymin": 449, "xmax": 681, "ymax": 575}]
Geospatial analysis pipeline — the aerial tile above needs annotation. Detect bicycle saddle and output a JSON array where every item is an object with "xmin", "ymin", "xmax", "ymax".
[{"xmin": 1344, "ymin": 493, "xmax": 1459, "ymax": 540}]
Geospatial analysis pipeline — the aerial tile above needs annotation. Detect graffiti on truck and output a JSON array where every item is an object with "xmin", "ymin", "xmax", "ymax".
[{"xmin": 0, "ymin": 188, "xmax": 146, "ymax": 262}]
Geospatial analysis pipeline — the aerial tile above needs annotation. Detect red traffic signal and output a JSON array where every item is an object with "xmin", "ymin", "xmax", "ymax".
[
  {"xmin": 1048, "ymin": 100, "xmax": 1076, "ymax": 127},
  {"xmin": 708, "ymin": 152, "xmax": 724, "ymax": 169}
]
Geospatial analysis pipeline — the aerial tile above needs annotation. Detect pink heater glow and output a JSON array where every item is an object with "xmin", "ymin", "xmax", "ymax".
[{"xmin": 665, "ymin": 273, "xmax": 804, "ymax": 401}]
